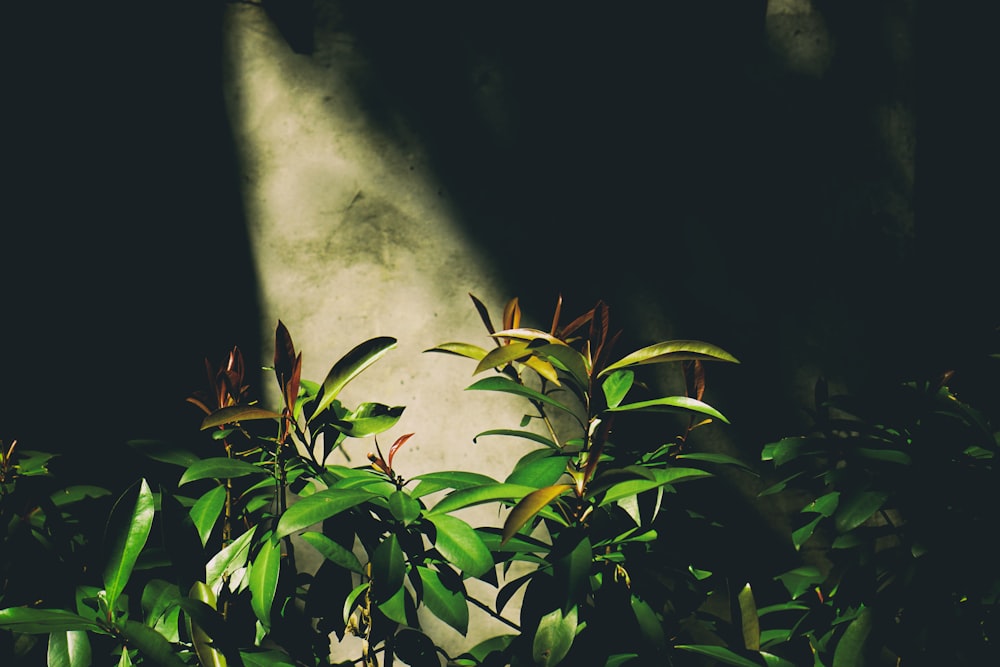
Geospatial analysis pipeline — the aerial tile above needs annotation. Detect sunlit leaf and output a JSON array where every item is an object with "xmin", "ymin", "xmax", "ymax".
[
  {"xmin": 299, "ymin": 531, "xmax": 363, "ymax": 574},
  {"xmin": 491, "ymin": 328, "xmax": 567, "ymax": 347},
  {"xmin": 200, "ymin": 406, "xmax": 282, "ymax": 430},
  {"xmin": 739, "ymin": 583, "xmax": 760, "ymax": 651},
  {"xmin": 249, "ymin": 534, "xmax": 282, "ymax": 631},
  {"xmin": 46, "ymin": 630, "xmax": 91, "ymax": 667},
  {"xmin": 532, "ymin": 605, "xmax": 577, "ymax": 666},
  {"xmin": 311, "ymin": 336, "xmax": 397, "ymax": 421},
  {"xmin": 428, "ymin": 482, "xmax": 539, "ymax": 516},
  {"xmin": 474, "ymin": 340, "xmax": 536, "ymax": 374},
  {"xmin": 334, "ymin": 403, "xmax": 405, "ymax": 437},
  {"xmin": 423, "ymin": 341, "xmax": 489, "ymax": 360},
  {"xmin": 274, "ymin": 489, "xmax": 376, "ymax": 539},
  {"xmin": 466, "ymin": 376, "xmax": 576, "ymax": 417},
  {"xmin": 595, "ymin": 468, "xmax": 712, "ymax": 507},
  {"xmin": 206, "ymin": 528, "xmax": 255, "ymax": 592},
  {"xmin": 417, "ymin": 566, "xmax": 469, "ymax": 636},
  {"xmin": 0, "ymin": 608, "xmax": 100, "ymax": 634},
  {"xmin": 179, "ymin": 458, "xmax": 268, "ymax": 486},
  {"xmin": 408, "ymin": 471, "xmax": 500, "ymax": 499},
  {"xmin": 506, "ymin": 451, "xmax": 569, "ymax": 488},
  {"xmin": 473, "ymin": 429, "xmax": 558, "ymax": 449},
  {"xmin": 425, "ymin": 514, "xmax": 494, "ymax": 578},
  {"xmin": 774, "ymin": 566, "xmax": 824, "ymax": 600},
  {"xmin": 602, "ymin": 370, "xmax": 634, "ymax": 408},
  {"xmin": 104, "ymin": 478, "xmax": 155, "ymax": 611},
  {"xmin": 388, "ymin": 490, "xmax": 422, "ymax": 526},
  {"xmin": 600, "ymin": 340, "xmax": 740, "ymax": 377},
  {"xmin": 190, "ymin": 485, "xmax": 226, "ymax": 547},
  {"xmin": 606, "ymin": 395, "xmax": 729, "ymax": 424},
  {"xmin": 501, "ymin": 484, "xmax": 573, "ymax": 545}
]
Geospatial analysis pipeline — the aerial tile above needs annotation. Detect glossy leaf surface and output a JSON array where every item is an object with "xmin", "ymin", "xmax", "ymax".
[
  {"xmin": 426, "ymin": 514, "xmax": 493, "ymax": 578},
  {"xmin": 274, "ymin": 488, "xmax": 376, "ymax": 539},
  {"xmin": 311, "ymin": 336, "xmax": 397, "ymax": 421},
  {"xmin": 104, "ymin": 478, "xmax": 155, "ymax": 611}
]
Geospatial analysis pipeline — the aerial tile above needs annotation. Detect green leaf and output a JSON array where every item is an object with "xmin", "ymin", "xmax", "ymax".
[
  {"xmin": 184, "ymin": 583, "xmax": 228, "ymax": 667},
  {"xmin": 804, "ymin": 492, "xmax": 841, "ymax": 518},
  {"xmin": 206, "ymin": 528, "xmax": 255, "ymax": 592},
  {"xmin": 602, "ymin": 370, "xmax": 634, "ymax": 408},
  {"xmin": 335, "ymin": 402, "xmax": 405, "ymax": 437},
  {"xmin": 189, "ymin": 485, "xmax": 226, "ymax": 547},
  {"xmin": 47, "ymin": 630, "xmax": 92, "ymax": 667},
  {"xmin": 595, "ymin": 468, "xmax": 712, "ymax": 507},
  {"xmin": 427, "ymin": 483, "xmax": 539, "ymax": 516},
  {"xmin": 832, "ymin": 607, "xmax": 872, "ymax": 667},
  {"xmin": 423, "ymin": 342, "xmax": 488, "ymax": 360},
  {"xmin": 774, "ymin": 566, "xmax": 825, "ymax": 600},
  {"xmin": 126, "ymin": 440, "xmax": 201, "ymax": 468},
  {"xmin": 179, "ymin": 458, "xmax": 268, "ymax": 486},
  {"xmin": 311, "ymin": 336, "xmax": 397, "ymax": 421},
  {"xmin": 761, "ymin": 437, "xmax": 829, "ymax": 467},
  {"xmin": 49, "ymin": 485, "xmax": 111, "ymax": 507},
  {"xmin": 605, "ymin": 655, "xmax": 640, "ymax": 667},
  {"xmin": 555, "ymin": 534, "xmax": 591, "ymax": 608},
  {"xmin": 426, "ymin": 514, "xmax": 494, "ymax": 578},
  {"xmin": 473, "ymin": 428, "xmax": 559, "ymax": 449},
  {"xmin": 675, "ymin": 452, "xmax": 759, "ymax": 476},
  {"xmin": 378, "ymin": 586, "xmax": 410, "ymax": 627},
  {"xmin": 417, "ymin": 566, "xmax": 469, "ymax": 636},
  {"xmin": 104, "ymin": 478, "xmax": 155, "ymax": 611},
  {"xmin": 474, "ymin": 340, "xmax": 537, "ymax": 374},
  {"xmin": 505, "ymin": 451, "xmax": 569, "ymax": 488},
  {"xmin": 533, "ymin": 605, "xmax": 578, "ymax": 666},
  {"xmin": 408, "ymin": 471, "xmax": 500, "ymax": 499},
  {"xmin": 370, "ymin": 535, "xmax": 405, "ymax": 604},
  {"xmin": 631, "ymin": 595, "xmax": 666, "ymax": 651},
  {"xmin": 342, "ymin": 583, "xmax": 369, "ymax": 626},
  {"xmin": 249, "ymin": 535, "xmax": 282, "ymax": 631},
  {"xmin": 388, "ymin": 491, "xmax": 422, "ymax": 526},
  {"xmin": 120, "ymin": 620, "xmax": 189, "ymax": 667},
  {"xmin": 239, "ymin": 649, "xmax": 298, "ymax": 667},
  {"xmin": 739, "ymin": 583, "xmax": 760, "ymax": 651},
  {"xmin": 200, "ymin": 406, "xmax": 282, "ymax": 430},
  {"xmin": 855, "ymin": 448, "xmax": 911, "ymax": 465},
  {"xmin": 792, "ymin": 516, "xmax": 824, "ymax": 551},
  {"xmin": 501, "ymin": 484, "xmax": 573, "ymax": 545},
  {"xmin": 274, "ymin": 488, "xmax": 376, "ymax": 539},
  {"xmin": 834, "ymin": 491, "xmax": 889, "ymax": 534},
  {"xmin": 674, "ymin": 645, "xmax": 762, "ymax": 667},
  {"xmin": 606, "ymin": 395, "xmax": 729, "ymax": 424},
  {"xmin": 0, "ymin": 608, "xmax": 100, "ymax": 634},
  {"xmin": 600, "ymin": 340, "xmax": 740, "ymax": 376},
  {"xmin": 299, "ymin": 531, "xmax": 363, "ymax": 574},
  {"xmin": 532, "ymin": 343, "xmax": 590, "ymax": 390},
  {"xmin": 466, "ymin": 376, "xmax": 576, "ymax": 417}
]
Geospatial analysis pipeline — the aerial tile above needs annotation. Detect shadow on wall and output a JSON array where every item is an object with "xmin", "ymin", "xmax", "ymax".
[{"xmin": 261, "ymin": 1, "xmax": 940, "ymax": 443}]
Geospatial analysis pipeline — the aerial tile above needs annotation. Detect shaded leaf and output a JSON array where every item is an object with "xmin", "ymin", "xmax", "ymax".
[
  {"xmin": 200, "ymin": 406, "xmax": 281, "ymax": 430},
  {"xmin": 126, "ymin": 440, "xmax": 201, "ymax": 468},
  {"xmin": 834, "ymin": 491, "xmax": 889, "ymax": 534},
  {"xmin": 120, "ymin": 620, "xmax": 189, "ymax": 667},
  {"xmin": 674, "ymin": 645, "xmax": 762, "ymax": 667},
  {"xmin": 532, "ymin": 605, "xmax": 578, "ymax": 666},
  {"xmin": 466, "ymin": 376, "xmax": 576, "ymax": 417},
  {"xmin": 832, "ymin": 607, "xmax": 872, "ymax": 667},
  {"xmin": 602, "ymin": 370, "xmax": 634, "ymax": 409},
  {"xmin": 371, "ymin": 535, "xmax": 405, "ymax": 604},
  {"xmin": 299, "ymin": 531, "xmax": 363, "ymax": 574}
]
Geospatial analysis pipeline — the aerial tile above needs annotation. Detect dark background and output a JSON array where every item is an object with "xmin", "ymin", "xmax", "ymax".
[{"xmin": 2, "ymin": 1, "xmax": 997, "ymax": 483}]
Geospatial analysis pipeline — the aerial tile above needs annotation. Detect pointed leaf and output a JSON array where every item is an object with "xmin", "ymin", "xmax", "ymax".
[
  {"xmin": 501, "ymin": 484, "xmax": 573, "ymax": 545},
  {"xmin": 426, "ymin": 514, "xmax": 493, "ymax": 578},
  {"xmin": 532, "ymin": 605, "xmax": 578, "ymax": 666},
  {"xmin": 47, "ymin": 630, "xmax": 92, "ymax": 667},
  {"xmin": 675, "ymin": 645, "xmax": 763, "ymax": 667},
  {"xmin": 189, "ymin": 485, "xmax": 226, "ymax": 547},
  {"xmin": 506, "ymin": 452, "xmax": 569, "ymax": 488},
  {"xmin": 179, "ymin": 458, "xmax": 268, "ymax": 486},
  {"xmin": 834, "ymin": 491, "xmax": 889, "ymax": 534},
  {"xmin": 120, "ymin": 620, "xmax": 189, "ymax": 667},
  {"xmin": 104, "ymin": 478, "xmax": 155, "ymax": 610},
  {"xmin": 205, "ymin": 528, "xmax": 255, "ymax": 592},
  {"xmin": 370, "ymin": 534, "xmax": 405, "ymax": 604},
  {"xmin": 310, "ymin": 336, "xmax": 397, "ymax": 421},
  {"xmin": 200, "ymin": 406, "xmax": 281, "ymax": 430},
  {"xmin": 428, "ymin": 483, "xmax": 539, "ymax": 516},
  {"xmin": 600, "ymin": 340, "xmax": 740, "ymax": 377},
  {"xmin": 409, "ymin": 471, "xmax": 500, "ymax": 499},
  {"xmin": 423, "ymin": 341, "xmax": 488, "ymax": 360},
  {"xmin": 466, "ymin": 376, "xmax": 576, "ymax": 416},
  {"xmin": 335, "ymin": 403, "xmax": 405, "ymax": 437},
  {"xmin": 417, "ymin": 566, "xmax": 469, "ymax": 635},
  {"xmin": 274, "ymin": 488, "xmax": 376, "ymax": 539},
  {"xmin": 126, "ymin": 440, "xmax": 201, "ymax": 468},
  {"xmin": 299, "ymin": 531, "xmax": 363, "ymax": 574},
  {"xmin": 0, "ymin": 608, "xmax": 100, "ymax": 634},
  {"xmin": 739, "ymin": 583, "xmax": 760, "ymax": 651},
  {"xmin": 631, "ymin": 595, "xmax": 666, "ymax": 651},
  {"xmin": 832, "ymin": 607, "xmax": 872, "ymax": 667},
  {"xmin": 473, "ymin": 429, "xmax": 558, "ymax": 449},
  {"xmin": 249, "ymin": 535, "xmax": 282, "ymax": 630},
  {"xmin": 594, "ymin": 468, "xmax": 712, "ymax": 506},
  {"xmin": 606, "ymin": 395, "xmax": 729, "ymax": 424},
  {"xmin": 602, "ymin": 370, "xmax": 634, "ymax": 408},
  {"xmin": 474, "ymin": 340, "xmax": 536, "ymax": 375},
  {"xmin": 388, "ymin": 490, "xmax": 422, "ymax": 526}
]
